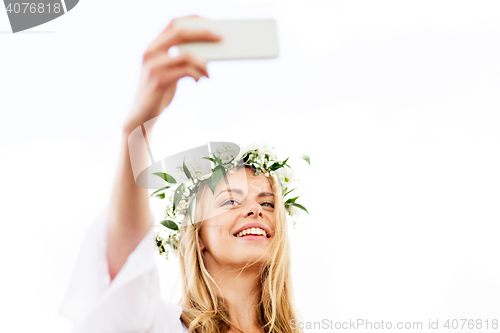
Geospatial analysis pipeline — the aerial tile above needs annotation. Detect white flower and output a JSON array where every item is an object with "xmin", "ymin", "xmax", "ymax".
[
  {"xmin": 241, "ymin": 141, "xmax": 269, "ymax": 160},
  {"xmin": 219, "ymin": 152, "xmax": 231, "ymax": 163},
  {"xmin": 166, "ymin": 234, "xmax": 180, "ymax": 255},
  {"xmin": 268, "ymin": 150, "xmax": 277, "ymax": 161},
  {"xmin": 274, "ymin": 168, "xmax": 287, "ymax": 189},
  {"xmin": 288, "ymin": 205, "xmax": 303, "ymax": 217},
  {"xmin": 281, "ymin": 167, "xmax": 299, "ymax": 188},
  {"xmin": 176, "ymin": 199, "xmax": 188, "ymax": 212}
]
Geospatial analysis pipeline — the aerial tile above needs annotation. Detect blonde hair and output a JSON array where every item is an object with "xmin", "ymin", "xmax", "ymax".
[{"xmin": 177, "ymin": 167, "xmax": 303, "ymax": 333}]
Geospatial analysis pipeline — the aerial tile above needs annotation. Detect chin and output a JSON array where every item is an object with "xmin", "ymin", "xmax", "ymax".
[{"xmin": 230, "ymin": 253, "xmax": 272, "ymax": 268}]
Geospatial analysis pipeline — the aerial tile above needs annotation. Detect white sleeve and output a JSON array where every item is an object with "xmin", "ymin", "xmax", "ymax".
[{"xmin": 58, "ymin": 206, "xmax": 188, "ymax": 333}]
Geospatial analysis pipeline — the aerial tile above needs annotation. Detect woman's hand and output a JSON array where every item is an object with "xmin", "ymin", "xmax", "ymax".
[{"xmin": 124, "ymin": 15, "xmax": 221, "ymax": 132}]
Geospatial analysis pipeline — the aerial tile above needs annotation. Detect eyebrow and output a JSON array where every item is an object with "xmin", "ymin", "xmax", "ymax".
[{"xmin": 215, "ymin": 188, "xmax": 274, "ymax": 200}]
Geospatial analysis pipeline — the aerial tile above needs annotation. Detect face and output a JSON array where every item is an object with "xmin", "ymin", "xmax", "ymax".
[{"xmin": 198, "ymin": 167, "xmax": 276, "ymax": 270}]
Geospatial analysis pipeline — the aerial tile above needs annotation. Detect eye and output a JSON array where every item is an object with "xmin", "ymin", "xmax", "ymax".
[
  {"xmin": 261, "ymin": 201, "xmax": 275, "ymax": 208},
  {"xmin": 221, "ymin": 199, "xmax": 239, "ymax": 207}
]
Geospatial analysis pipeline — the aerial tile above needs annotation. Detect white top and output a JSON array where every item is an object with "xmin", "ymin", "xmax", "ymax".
[{"xmin": 59, "ymin": 206, "xmax": 189, "ymax": 333}]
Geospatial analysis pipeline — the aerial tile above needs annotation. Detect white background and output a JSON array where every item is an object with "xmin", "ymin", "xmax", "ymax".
[{"xmin": 1, "ymin": 0, "xmax": 500, "ymax": 332}]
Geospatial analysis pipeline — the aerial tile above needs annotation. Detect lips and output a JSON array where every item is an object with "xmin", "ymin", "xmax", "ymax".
[
  {"xmin": 235, "ymin": 234, "xmax": 269, "ymax": 241},
  {"xmin": 233, "ymin": 223, "xmax": 271, "ymax": 239}
]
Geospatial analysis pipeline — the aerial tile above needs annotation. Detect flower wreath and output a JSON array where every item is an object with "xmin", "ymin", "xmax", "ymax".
[{"xmin": 150, "ymin": 143, "xmax": 310, "ymax": 260}]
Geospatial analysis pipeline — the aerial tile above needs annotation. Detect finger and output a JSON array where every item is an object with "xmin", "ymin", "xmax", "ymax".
[
  {"xmin": 148, "ymin": 28, "xmax": 221, "ymax": 57},
  {"xmin": 153, "ymin": 15, "xmax": 202, "ymax": 41},
  {"xmin": 165, "ymin": 15, "xmax": 201, "ymax": 31},
  {"xmin": 159, "ymin": 66, "xmax": 207, "ymax": 86},
  {"xmin": 148, "ymin": 53, "xmax": 209, "ymax": 78}
]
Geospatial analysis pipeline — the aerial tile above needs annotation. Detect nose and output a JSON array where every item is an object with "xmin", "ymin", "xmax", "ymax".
[{"xmin": 244, "ymin": 202, "xmax": 263, "ymax": 218}]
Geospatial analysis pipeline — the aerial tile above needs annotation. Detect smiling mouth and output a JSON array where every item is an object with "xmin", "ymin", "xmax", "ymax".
[{"xmin": 234, "ymin": 228, "xmax": 270, "ymax": 239}]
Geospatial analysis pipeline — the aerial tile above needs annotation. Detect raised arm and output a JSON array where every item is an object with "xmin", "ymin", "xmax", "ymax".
[{"xmin": 106, "ymin": 17, "xmax": 220, "ymax": 281}]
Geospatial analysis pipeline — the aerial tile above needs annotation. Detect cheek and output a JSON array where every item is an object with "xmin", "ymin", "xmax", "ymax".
[
  {"xmin": 199, "ymin": 222, "xmax": 215, "ymax": 250},
  {"xmin": 199, "ymin": 220, "xmax": 226, "ymax": 250}
]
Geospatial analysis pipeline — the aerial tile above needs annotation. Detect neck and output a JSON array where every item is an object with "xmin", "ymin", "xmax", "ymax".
[{"xmin": 205, "ymin": 260, "xmax": 264, "ymax": 333}]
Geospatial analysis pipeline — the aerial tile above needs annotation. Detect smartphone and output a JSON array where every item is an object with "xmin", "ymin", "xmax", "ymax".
[{"xmin": 172, "ymin": 18, "xmax": 279, "ymax": 61}]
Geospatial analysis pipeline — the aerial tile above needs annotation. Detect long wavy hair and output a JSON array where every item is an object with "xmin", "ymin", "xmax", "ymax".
[{"xmin": 177, "ymin": 167, "xmax": 303, "ymax": 333}]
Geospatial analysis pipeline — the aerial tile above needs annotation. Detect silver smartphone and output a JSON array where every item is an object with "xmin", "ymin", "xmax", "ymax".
[{"xmin": 173, "ymin": 18, "xmax": 279, "ymax": 61}]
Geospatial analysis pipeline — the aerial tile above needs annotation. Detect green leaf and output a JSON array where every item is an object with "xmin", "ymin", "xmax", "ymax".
[
  {"xmin": 206, "ymin": 177, "xmax": 216, "ymax": 195},
  {"xmin": 160, "ymin": 220, "xmax": 179, "ymax": 231},
  {"xmin": 152, "ymin": 172, "xmax": 177, "ymax": 184},
  {"xmin": 173, "ymin": 183, "xmax": 185, "ymax": 211},
  {"xmin": 285, "ymin": 196, "xmax": 299, "ymax": 204},
  {"xmin": 289, "ymin": 202, "xmax": 309, "ymax": 215},
  {"xmin": 207, "ymin": 165, "xmax": 226, "ymax": 194},
  {"xmin": 253, "ymin": 168, "xmax": 261, "ymax": 176},
  {"xmin": 188, "ymin": 196, "xmax": 197, "ymax": 225},
  {"xmin": 183, "ymin": 158, "xmax": 193, "ymax": 180},
  {"xmin": 269, "ymin": 163, "xmax": 284, "ymax": 171},
  {"xmin": 202, "ymin": 157, "xmax": 217, "ymax": 163},
  {"xmin": 225, "ymin": 156, "xmax": 236, "ymax": 165},
  {"xmin": 300, "ymin": 154, "xmax": 311, "ymax": 165},
  {"xmin": 150, "ymin": 186, "xmax": 171, "ymax": 197},
  {"xmin": 283, "ymin": 188, "xmax": 296, "ymax": 198},
  {"xmin": 155, "ymin": 193, "xmax": 165, "ymax": 199}
]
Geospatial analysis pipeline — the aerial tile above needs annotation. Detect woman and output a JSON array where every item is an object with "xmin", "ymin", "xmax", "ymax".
[{"xmin": 60, "ymin": 16, "xmax": 303, "ymax": 333}]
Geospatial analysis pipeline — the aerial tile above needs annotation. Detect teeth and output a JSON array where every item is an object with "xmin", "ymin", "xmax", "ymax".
[{"xmin": 236, "ymin": 227, "xmax": 268, "ymax": 238}]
